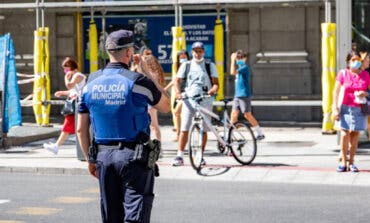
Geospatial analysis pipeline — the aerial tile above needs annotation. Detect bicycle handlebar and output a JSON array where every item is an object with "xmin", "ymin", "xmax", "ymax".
[{"xmin": 178, "ymin": 94, "xmax": 212, "ymax": 102}]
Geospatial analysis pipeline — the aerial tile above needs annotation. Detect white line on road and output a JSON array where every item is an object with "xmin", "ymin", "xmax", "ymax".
[{"xmin": 0, "ymin": 199, "xmax": 10, "ymax": 204}]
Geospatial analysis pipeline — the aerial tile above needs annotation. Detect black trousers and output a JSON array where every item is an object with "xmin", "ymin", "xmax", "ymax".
[{"xmin": 96, "ymin": 148, "xmax": 154, "ymax": 223}]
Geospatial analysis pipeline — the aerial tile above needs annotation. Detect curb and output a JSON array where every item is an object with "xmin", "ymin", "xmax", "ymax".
[
  {"xmin": 6, "ymin": 131, "xmax": 61, "ymax": 147},
  {"xmin": 0, "ymin": 166, "xmax": 89, "ymax": 175}
]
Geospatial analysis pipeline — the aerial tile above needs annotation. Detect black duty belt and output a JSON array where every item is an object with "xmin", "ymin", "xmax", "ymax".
[{"xmin": 97, "ymin": 141, "xmax": 137, "ymax": 150}]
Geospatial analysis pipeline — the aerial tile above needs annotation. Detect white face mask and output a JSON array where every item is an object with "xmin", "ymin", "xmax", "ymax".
[
  {"xmin": 179, "ymin": 58, "xmax": 188, "ymax": 64},
  {"xmin": 193, "ymin": 57, "xmax": 204, "ymax": 63}
]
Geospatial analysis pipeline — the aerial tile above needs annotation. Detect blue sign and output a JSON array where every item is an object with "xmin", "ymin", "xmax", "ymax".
[{"xmin": 82, "ymin": 13, "xmax": 226, "ymax": 74}]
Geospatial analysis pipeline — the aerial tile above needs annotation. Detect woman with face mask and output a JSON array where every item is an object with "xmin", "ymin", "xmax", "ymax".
[
  {"xmin": 43, "ymin": 57, "xmax": 86, "ymax": 155},
  {"xmin": 332, "ymin": 51, "xmax": 370, "ymax": 172},
  {"xmin": 164, "ymin": 50, "xmax": 190, "ymax": 141}
]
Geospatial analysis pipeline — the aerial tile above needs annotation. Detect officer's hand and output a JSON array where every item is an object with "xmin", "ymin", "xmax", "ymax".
[{"xmin": 88, "ymin": 162, "xmax": 98, "ymax": 179}]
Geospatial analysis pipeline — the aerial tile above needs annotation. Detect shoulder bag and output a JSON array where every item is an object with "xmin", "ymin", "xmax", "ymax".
[{"xmin": 61, "ymin": 99, "xmax": 76, "ymax": 116}]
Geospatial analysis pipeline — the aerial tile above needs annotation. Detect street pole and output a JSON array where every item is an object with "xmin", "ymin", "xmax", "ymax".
[
  {"xmin": 35, "ymin": 0, "xmax": 39, "ymax": 29},
  {"xmin": 336, "ymin": 0, "xmax": 352, "ymax": 72},
  {"xmin": 325, "ymin": 0, "xmax": 331, "ymax": 23}
]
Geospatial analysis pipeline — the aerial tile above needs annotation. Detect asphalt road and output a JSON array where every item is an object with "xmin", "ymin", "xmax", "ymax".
[{"xmin": 1, "ymin": 173, "xmax": 370, "ymax": 223}]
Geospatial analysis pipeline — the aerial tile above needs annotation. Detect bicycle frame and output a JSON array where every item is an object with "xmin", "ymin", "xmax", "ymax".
[
  {"xmin": 184, "ymin": 94, "xmax": 258, "ymax": 169},
  {"xmin": 183, "ymin": 96, "xmax": 230, "ymax": 148}
]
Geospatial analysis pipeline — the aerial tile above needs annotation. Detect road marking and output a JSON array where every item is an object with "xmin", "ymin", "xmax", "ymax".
[
  {"xmin": 10, "ymin": 207, "xmax": 62, "ymax": 216},
  {"xmin": 0, "ymin": 221, "xmax": 25, "ymax": 223},
  {"xmin": 52, "ymin": 196, "xmax": 95, "ymax": 204},
  {"xmin": 81, "ymin": 187, "xmax": 100, "ymax": 194},
  {"xmin": 0, "ymin": 200, "xmax": 10, "ymax": 204}
]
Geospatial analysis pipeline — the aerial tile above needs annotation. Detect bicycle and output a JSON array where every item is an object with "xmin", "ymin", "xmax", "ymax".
[{"xmin": 181, "ymin": 94, "xmax": 257, "ymax": 172}]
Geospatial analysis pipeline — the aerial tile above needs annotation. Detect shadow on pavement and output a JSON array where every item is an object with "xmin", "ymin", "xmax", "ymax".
[
  {"xmin": 196, "ymin": 162, "xmax": 294, "ymax": 177},
  {"xmin": 249, "ymin": 162, "xmax": 295, "ymax": 168},
  {"xmin": 198, "ymin": 166, "xmax": 231, "ymax": 177}
]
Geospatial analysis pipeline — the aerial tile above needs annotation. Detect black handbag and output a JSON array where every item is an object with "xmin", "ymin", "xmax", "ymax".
[
  {"xmin": 361, "ymin": 99, "xmax": 370, "ymax": 115},
  {"xmin": 360, "ymin": 91, "xmax": 370, "ymax": 115},
  {"xmin": 61, "ymin": 99, "xmax": 76, "ymax": 115}
]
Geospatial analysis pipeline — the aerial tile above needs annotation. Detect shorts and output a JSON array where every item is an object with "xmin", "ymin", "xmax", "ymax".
[
  {"xmin": 232, "ymin": 97, "xmax": 252, "ymax": 113},
  {"xmin": 339, "ymin": 105, "xmax": 367, "ymax": 131},
  {"xmin": 62, "ymin": 114, "xmax": 75, "ymax": 134},
  {"xmin": 181, "ymin": 98, "xmax": 212, "ymax": 132}
]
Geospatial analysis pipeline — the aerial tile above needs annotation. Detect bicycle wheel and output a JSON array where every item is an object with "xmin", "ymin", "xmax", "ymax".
[
  {"xmin": 188, "ymin": 123, "xmax": 204, "ymax": 171},
  {"xmin": 228, "ymin": 122, "xmax": 257, "ymax": 165}
]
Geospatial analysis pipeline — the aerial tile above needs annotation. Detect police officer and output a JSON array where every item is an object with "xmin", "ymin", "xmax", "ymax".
[{"xmin": 77, "ymin": 30, "xmax": 170, "ymax": 223}]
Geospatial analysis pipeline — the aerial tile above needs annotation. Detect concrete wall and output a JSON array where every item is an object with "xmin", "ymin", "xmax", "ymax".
[
  {"xmin": 226, "ymin": 6, "xmax": 324, "ymax": 122},
  {"xmin": 0, "ymin": 8, "xmax": 77, "ymax": 116}
]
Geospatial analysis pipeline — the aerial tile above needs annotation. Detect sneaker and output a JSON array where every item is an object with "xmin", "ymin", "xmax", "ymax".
[
  {"xmin": 43, "ymin": 143, "xmax": 59, "ymax": 155},
  {"xmin": 256, "ymin": 134, "xmax": 265, "ymax": 141},
  {"xmin": 349, "ymin": 164, "xmax": 359, "ymax": 172},
  {"xmin": 336, "ymin": 165, "xmax": 347, "ymax": 172},
  {"xmin": 172, "ymin": 156, "xmax": 184, "ymax": 166}
]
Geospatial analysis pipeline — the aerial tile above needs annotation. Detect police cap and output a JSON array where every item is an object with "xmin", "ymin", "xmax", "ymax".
[{"xmin": 105, "ymin": 30, "xmax": 134, "ymax": 51}]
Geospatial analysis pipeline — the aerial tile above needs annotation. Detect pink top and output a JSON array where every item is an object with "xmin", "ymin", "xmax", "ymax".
[{"xmin": 336, "ymin": 68, "xmax": 370, "ymax": 107}]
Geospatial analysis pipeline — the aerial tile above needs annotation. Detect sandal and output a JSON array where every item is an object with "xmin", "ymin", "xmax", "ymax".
[{"xmin": 336, "ymin": 165, "xmax": 347, "ymax": 172}]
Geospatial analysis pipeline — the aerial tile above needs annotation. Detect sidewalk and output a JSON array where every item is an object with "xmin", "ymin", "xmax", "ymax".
[{"xmin": 1, "ymin": 123, "xmax": 370, "ymax": 186}]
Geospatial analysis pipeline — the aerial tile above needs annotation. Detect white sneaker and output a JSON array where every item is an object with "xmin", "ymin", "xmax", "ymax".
[{"xmin": 43, "ymin": 143, "xmax": 59, "ymax": 155}]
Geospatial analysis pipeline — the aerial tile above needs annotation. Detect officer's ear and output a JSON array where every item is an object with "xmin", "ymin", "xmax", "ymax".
[{"xmin": 125, "ymin": 47, "xmax": 134, "ymax": 59}]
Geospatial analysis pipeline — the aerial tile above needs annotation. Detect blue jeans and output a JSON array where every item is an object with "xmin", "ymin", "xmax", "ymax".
[{"xmin": 96, "ymin": 148, "xmax": 154, "ymax": 223}]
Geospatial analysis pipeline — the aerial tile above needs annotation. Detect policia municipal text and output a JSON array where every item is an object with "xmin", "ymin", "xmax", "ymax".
[{"xmin": 77, "ymin": 30, "xmax": 170, "ymax": 223}]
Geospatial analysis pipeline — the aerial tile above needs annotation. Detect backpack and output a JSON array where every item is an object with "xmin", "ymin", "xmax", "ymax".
[{"xmin": 181, "ymin": 60, "xmax": 212, "ymax": 91}]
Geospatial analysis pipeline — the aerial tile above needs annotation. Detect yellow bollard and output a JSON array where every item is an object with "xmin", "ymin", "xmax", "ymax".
[
  {"xmin": 41, "ymin": 27, "xmax": 51, "ymax": 126},
  {"xmin": 89, "ymin": 19, "xmax": 98, "ymax": 72},
  {"xmin": 321, "ymin": 23, "xmax": 337, "ymax": 134},
  {"xmin": 214, "ymin": 19, "xmax": 224, "ymax": 101},
  {"xmin": 33, "ymin": 29, "xmax": 43, "ymax": 125}
]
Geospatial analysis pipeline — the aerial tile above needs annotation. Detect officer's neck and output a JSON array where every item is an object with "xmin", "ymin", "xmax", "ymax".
[{"xmin": 108, "ymin": 58, "xmax": 130, "ymax": 69}]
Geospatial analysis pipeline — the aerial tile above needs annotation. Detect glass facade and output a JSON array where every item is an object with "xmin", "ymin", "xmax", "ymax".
[{"xmin": 352, "ymin": 0, "xmax": 370, "ymax": 51}]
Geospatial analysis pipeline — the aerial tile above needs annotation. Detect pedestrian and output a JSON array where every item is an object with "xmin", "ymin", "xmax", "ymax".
[
  {"xmin": 132, "ymin": 46, "xmax": 166, "ymax": 142},
  {"xmin": 76, "ymin": 29, "xmax": 170, "ymax": 223},
  {"xmin": 360, "ymin": 51, "xmax": 370, "ymax": 140},
  {"xmin": 172, "ymin": 41, "xmax": 219, "ymax": 166},
  {"xmin": 332, "ymin": 50, "xmax": 370, "ymax": 172},
  {"xmin": 164, "ymin": 50, "xmax": 190, "ymax": 141},
  {"xmin": 229, "ymin": 50, "xmax": 265, "ymax": 140},
  {"xmin": 43, "ymin": 57, "xmax": 86, "ymax": 154}
]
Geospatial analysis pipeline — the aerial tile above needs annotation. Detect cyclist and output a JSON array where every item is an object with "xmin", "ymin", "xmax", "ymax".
[
  {"xmin": 172, "ymin": 42, "xmax": 219, "ymax": 166},
  {"xmin": 230, "ymin": 50, "xmax": 265, "ymax": 140}
]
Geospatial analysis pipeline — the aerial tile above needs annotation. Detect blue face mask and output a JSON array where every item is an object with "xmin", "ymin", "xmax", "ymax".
[
  {"xmin": 179, "ymin": 58, "xmax": 188, "ymax": 64},
  {"xmin": 350, "ymin": 60, "xmax": 362, "ymax": 69},
  {"xmin": 236, "ymin": 60, "xmax": 246, "ymax": 67}
]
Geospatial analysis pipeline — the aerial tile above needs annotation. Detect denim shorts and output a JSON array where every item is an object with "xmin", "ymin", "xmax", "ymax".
[{"xmin": 339, "ymin": 105, "xmax": 367, "ymax": 131}]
